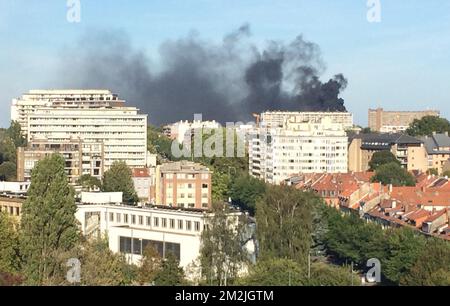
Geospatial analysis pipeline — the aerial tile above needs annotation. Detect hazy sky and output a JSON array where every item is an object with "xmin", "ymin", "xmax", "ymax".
[{"xmin": 1, "ymin": 0, "xmax": 449, "ymax": 126}]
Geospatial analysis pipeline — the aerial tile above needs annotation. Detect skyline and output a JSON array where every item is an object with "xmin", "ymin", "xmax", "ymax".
[{"xmin": 1, "ymin": 0, "xmax": 450, "ymax": 127}]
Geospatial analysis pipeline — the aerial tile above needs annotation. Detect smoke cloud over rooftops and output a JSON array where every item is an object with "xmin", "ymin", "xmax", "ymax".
[{"xmin": 56, "ymin": 25, "xmax": 347, "ymax": 125}]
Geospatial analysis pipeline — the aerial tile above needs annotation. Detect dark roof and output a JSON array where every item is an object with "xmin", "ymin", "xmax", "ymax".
[
  {"xmin": 350, "ymin": 133, "xmax": 422, "ymax": 150},
  {"xmin": 422, "ymin": 134, "xmax": 450, "ymax": 154}
]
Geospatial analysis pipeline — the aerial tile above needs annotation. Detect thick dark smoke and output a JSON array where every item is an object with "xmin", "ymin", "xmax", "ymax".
[{"xmin": 56, "ymin": 25, "xmax": 347, "ymax": 125}]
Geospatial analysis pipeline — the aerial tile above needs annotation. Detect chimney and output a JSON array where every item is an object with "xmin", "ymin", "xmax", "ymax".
[
  {"xmin": 392, "ymin": 200, "xmax": 397, "ymax": 209},
  {"xmin": 388, "ymin": 184, "xmax": 393, "ymax": 194}
]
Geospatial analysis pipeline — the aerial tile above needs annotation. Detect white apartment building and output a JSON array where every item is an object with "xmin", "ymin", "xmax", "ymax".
[
  {"xmin": 163, "ymin": 120, "xmax": 221, "ymax": 144},
  {"xmin": 249, "ymin": 117, "xmax": 348, "ymax": 184},
  {"xmin": 26, "ymin": 107, "xmax": 148, "ymax": 169},
  {"xmin": 260, "ymin": 111, "xmax": 354, "ymax": 129},
  {"xmin": 11, "ymin": 90, "xmax": 126, "ymax": 135}
]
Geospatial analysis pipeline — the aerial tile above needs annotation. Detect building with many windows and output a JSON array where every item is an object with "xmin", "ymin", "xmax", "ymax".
[
  {"xmin": 368, "ymin": 108, "xmax": 440, "ymax": 133},
  {"xmin": 154, "ymin": 161, "xmax": 212, "ymax": 209},
  {"xmin": 249, "ymin": 117, "xmax": 348, "ymax": 184},
  {"xmin": 16, "ymin": 138, "xmax": 104, "ymax": 184},
  {"xmin": 259, "ymin": 111, "xmax": 354, "ymax": 129}
]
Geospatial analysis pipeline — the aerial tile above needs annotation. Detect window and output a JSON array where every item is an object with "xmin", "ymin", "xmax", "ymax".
[
  {"xmin": 188, "ymin": 183, "xmax": 193, "ymax": 188},
  {"xmin": 162, "ymin": 218, "xmax": 167, "ymax": 228},
  {"xmin": 146, "ymin": 216, "xmax": 151, "ymax": 226},
  {"xmin": 202, "ymin": 183, "xmax": 208, "ymax": 189},
  {"xmin": 178, "ymin": 220, "xmax": 183, "ymax": 230},
  {"xmin": 202, "ymin": 203, "xmax": 209, "ymax": 208},
  {"xmin": 124, "ymin": 214, "xmax": 129, "ymax": 224},
  {"xmin": 154, "ymin": 217, "xmax": 159, "ymax": 227},
  {"xmin": 170, "ymin": 219, "xmax": 175, "ymax": 229},
  {"xmin": 116, "ymin": 213, "xmax": 121, "ymax": 223},
  {"xmin": 119, "ymin": 237, "xmax": 131, "ymax": 253},
  {"xmin": 186, "ymin": 221, "xmax": 192, "ymax": 231},
  {"xmin": 139, "ymin": 216, "xmax": 143, "ymax": 225},
  {"xmin": 195, "ymin": 221, "xmax": 201, "ymax": 232},
  {"xmin": 109, "ymin": 212, "xmax": 114, "ymax": 222},
  {"xmin": 131, "ymin": 215, "xmax": 136, "ymax": 225}
]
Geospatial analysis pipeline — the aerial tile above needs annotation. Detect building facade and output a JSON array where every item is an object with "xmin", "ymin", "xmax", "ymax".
[
  {"xmin": 250, "ymin": 117, "xmax": 348, "ymax": 184},
  {"xmin": 348, "ymin": 133, "xmax": 426, "ymax": 173},
  {"xmin": 11, "ymin": 90, "xmax": 126, "ymax": 135},
  {"xmin": 260, "ymin": 111, "xmax": 354, "ymax": 129},
  {"xmin": 154, "ymin": 161, "xmax": 212, "ymax": 209},
  {"xmin": 26, "ymin": 107, "xmax": 147, "ymax": 170},
  {"xmin": 368, "ymin": 108, "xmax": 440, "ymax": 133},
  {"xmin": 17, "ymin": 139, "xmax": 104, "ymax": 184},
  {"xmin": 422, "ymin": 133, "xmax": 450, "ymax": 175},
  {"xmin": 132, "ymin": 168, "xmax": 156, "ymax": 203}
]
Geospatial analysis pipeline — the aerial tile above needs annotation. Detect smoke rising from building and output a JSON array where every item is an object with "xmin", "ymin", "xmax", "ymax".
[{"xmin": 56, "ymin": 25, "xmax": 347, "ymax": 125}]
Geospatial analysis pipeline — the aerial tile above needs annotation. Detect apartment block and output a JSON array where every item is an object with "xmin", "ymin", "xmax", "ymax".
[
  {"xmin": 368, "ymin": 108, "xmax": 440, "ymax": 133},
  {"xmin": 259, "ymin": 111, "xmax": 354, "ymax": 129},
  {"xmin": 163, "ymin": 120, "xmax": 221, "ymax": 144},
  {"xmin": 17, "ymin": 139, "xmax": 104, "ymax": 184},
  {"xmin": 11, "ymin": 90, "xmax": 125, "ymax": 135},
  {"xmin": 348, "ymin": 133, "xmax": 426, "ymax": 172},
  {"xmin": 154, "ymin": 161, "xmax": 212, "ymax": 209},
  {"xmin": 26, "ymin": 107, "xmax": 147, "ymax": 169},
  {"xmin": 421, "ymin": 132, "xmax": 450, "ymax": 175},
  {"xmin": 249, "ymin": 117, "xmax": 348, "ymax": 185}
]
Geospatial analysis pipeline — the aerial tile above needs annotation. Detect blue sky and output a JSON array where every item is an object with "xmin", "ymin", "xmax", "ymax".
[{"xmin": 1, "ymin": 0, "xmax": 449, "ymax": 126}]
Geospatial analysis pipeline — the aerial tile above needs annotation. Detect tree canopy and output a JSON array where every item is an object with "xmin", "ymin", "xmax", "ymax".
[
  {"xmin": 371, "ymin": 162, "xmax": 416, "ymax": 186},
  {"xmin": 369, "ymin": 150, "xmax": 400, "ymax": 171},
  {"xmin": 102, "ymin": 161, "xmax": 139, "ymax": 204},
  {"xmin": 20, "ymin": 154, "xmax": 80, "ymax": 285},
  {"xmin": 406, "ymin": 116, "xmax": 450, "ymax": 137}
]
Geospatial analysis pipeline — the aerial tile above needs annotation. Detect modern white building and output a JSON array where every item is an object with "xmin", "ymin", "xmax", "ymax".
[
  {"xmin": 249, "ymin": 117, "xmax": 348, "ymax": 184},
  {"xmin": 259, "ymin": 111, "xmax": 354, "ymax": 130},
  {"xmin": 75, "ymin": 203, "xmax": 246, "ymax": 271},
  {"xmin": 26, "ymin": 107, "xmax": 148, "ymax": 169},
  {"xmin": 11, "ymin": 90, "xmax": 126, "ymax": 135}
]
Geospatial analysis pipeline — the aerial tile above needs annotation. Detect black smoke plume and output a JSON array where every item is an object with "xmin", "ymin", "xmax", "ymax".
[{"xmin": 56, "ymin": 25, "xmax": 347, "ymax": 125}]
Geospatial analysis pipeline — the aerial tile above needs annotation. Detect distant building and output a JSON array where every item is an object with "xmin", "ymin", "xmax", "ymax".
[
  {"xmin": 12, "ymin": 89, "xmax": 149, "ymax": 171},
  {"xmin": 11, "ymin": 90, "xmax": 126, "ymax": 135},
  {"xmin": 163, "ymin": 120, "xmax": 221, "ymax": 144},
  {"xmin": 260, "ymin": 111, "xmax": 354, "ymax": 129},
  {"xmin": 132, "ymin": 168, "xmax": 155, "ymax": 203},
  {"xmin": 154, "ymin": 161, "xmax": 212, "ymax": 209},
  {"xmin": 249, "ymin": 117, "xmax": 348, "ymax": 185},
  {"xmin": 348, "ymin": 133, "xmax": 426, "ymax": 172},
  {"xmin": 17, "ymin": 139, "xmax": 104, "ymax": 184},
  {"xmin": 368, "ymin": 108, "xmax": 440, "ymax": 133},
  {"xmin": 421, "ymin": 132, "xmax": 450, "ymax": 175}
]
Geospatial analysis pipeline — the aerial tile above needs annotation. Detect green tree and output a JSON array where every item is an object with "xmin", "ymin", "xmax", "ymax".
[
  {"xmin": 240, "ymin": 258, "xmax": 305, "ymax": 286},
  {"xmin": 256, "ymin": 186, "xmax": 318, "ymax": 266},
  {"xmin": 229, "ymin": 174, "xmax": 266, "ymax": 215},
  {"xmin": 211, "ymin": 171, "xmax": 231, "ymax": 202},
  {"xmin": 0, "ymin": 161, "xmax": 17, "ymax": 181},
  {"xmin": 154, "ymin": 253, "xmax": 185, "ymax": 286},
  {"xmin": 79, "ymin": 238, "xmax": 135, "ymax": 286},
  {"xmin": 76, "ymin": 174, "xmax": 102, "ymax": 191},
  {"xmin": 371, "ymin": 162, "xmax": 416, "ymax": 186},
  {"xmin": 369, "ymin": 151, "xmax": 400, "ymax": 171},
  {"xmin": 147, "ymin": 125, "xmax": 178, "ymax": 162},
  {"xmin": 307, "ymin": 262, "xmax": 360, "ymax": 286},
  {"xmin": 382, "ymin": 228, "xmax": 426, "ymax": 284},
  {"xmin": 0, "ymin": 136, "xmax": 17, "ymax": 164},
  {"xmin": 406, "ymin": 116, "xmax": 450, "ymax": 137},
  {"xmin": 401, "ymin": 238, "xmax": 450, "ymax": 286},
  {"xmin": 0, "ymin": 212, "xmax": 21, "ymax": 274},
  {"xmin": 137, "ymin": 245, "xmax": 162, "ymax": 285},
  {"xmin": 7, "ymin": 121, "xmax": 26, "ymax": 148},
  {"xmin": 102, "ymin": 161, "xmax": 139, "ymax": 204},
  {"xmin": 200, "ymin": 202, "xmax": 248, "ymax": 285},
  {"xmin": 20, "ymin": 154, "xmax": 80, "ymax": 285}
]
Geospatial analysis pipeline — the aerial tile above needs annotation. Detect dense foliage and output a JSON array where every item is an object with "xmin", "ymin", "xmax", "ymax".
[
  {"xmin": 371, "ymin": 162, "xmax": 416, "ymax": 186},
  {"xmin": 406, "ymin": 116, "xmax": 450, "ymax": 137},
  {"xmin": 369, "ymin": 150, "xmax": 400, "ymax": 171},
  {"xmin": 102, "ymin": 161, "xmax": 139, "ymax": 204}
]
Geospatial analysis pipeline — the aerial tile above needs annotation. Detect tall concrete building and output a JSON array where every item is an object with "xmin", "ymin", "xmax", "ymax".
[
  {"xmin": 368, "ymin": 108, "xmax": 440, "ymax": 133},
  {"xmin": 249, "ymin": 117, "xmax": 348, "ymax": 185},
  {"xmin": 11, "ymin": 90, "xmax": 126, "ymax": 135},
  {"xmin": 259, "ymin": 111, "xmax": 354, "ymax": 129},
  {"xmin": 12, "ymin": 90, "xmax": 149, "ymax": 171}
]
